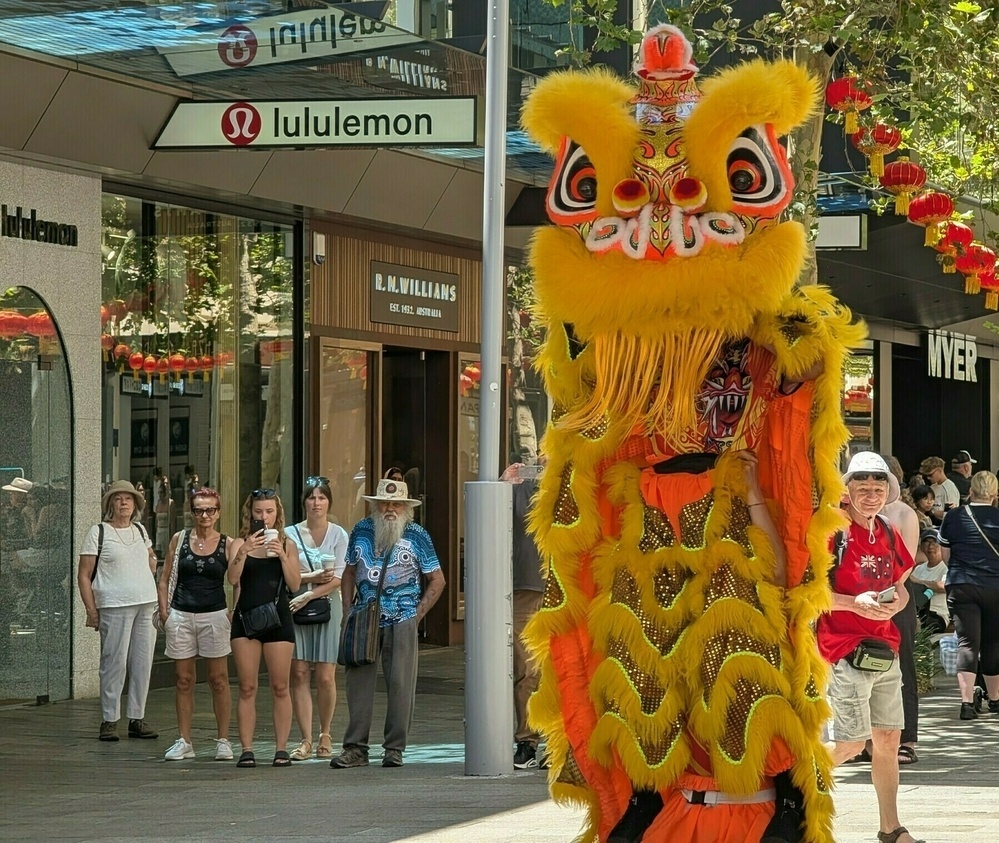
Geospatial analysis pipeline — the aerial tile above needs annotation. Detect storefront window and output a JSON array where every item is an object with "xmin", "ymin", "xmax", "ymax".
[
  {"xmin": 0, "ymin": 288, "xmax": 72, "ymax": 703},
  {"xmin": 843, "ymin": 343, "xmax": 876, "ymax": 466},
  {"xmin": 100, "ymin": 194, "xmax": 296, "ymax": 550}
]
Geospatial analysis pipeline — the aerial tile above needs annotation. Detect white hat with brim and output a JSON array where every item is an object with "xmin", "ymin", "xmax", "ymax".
[
  {"xmin": 841, "ymin": 452, "xmax": 899, "ymax": 504},
  {"xmin": 2, "ymin": 477, "xmax": 33, "ymax": 493},
  {"xmin": 362, "ymin": 479, "xmax": 421, "ymax": 506},
  {"xmin": 102, "ymin": 479, "xmax": 145, "ymax": 513}
]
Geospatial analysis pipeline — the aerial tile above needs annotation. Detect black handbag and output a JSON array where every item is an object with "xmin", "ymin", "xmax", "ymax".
[
  {"xmin": 849, "ymin": 638, "xmax": 895, "ymax": 672},
  {"xmin": 292, "ymin": 526, "xmax": 332, "ymax": 626},
  {"xmin": 240, "ymin": 573, "xmax": 285, "ymax": 639},
  {"xmin": 338, "ymin": 543, "xmax": 394, "ymax": 668}
]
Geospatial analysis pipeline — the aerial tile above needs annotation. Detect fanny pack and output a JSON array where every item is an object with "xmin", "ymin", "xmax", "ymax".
[{"xmin": 849, "ymin": 638, "xmax": 895, "ymax": 672}]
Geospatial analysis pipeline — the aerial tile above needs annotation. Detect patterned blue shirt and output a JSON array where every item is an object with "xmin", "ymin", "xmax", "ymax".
[{"xmin": 346, "ymin": 518, "xmax": 441, "ymax": 627}]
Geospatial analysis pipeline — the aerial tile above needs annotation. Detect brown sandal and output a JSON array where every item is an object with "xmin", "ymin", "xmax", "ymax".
[
  {"xmin": 877, "ymin": 828, "xmax": 925, "ymax": 843},
  {"xmin": 316, "ymin": 733, "xmax": 333, "ymax": 759},
  {"xmin": 289, "ymin": 739, "xmax": 313, "ymax": 761}
]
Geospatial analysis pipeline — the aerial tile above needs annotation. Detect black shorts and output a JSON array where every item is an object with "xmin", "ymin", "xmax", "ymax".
[{"xmin": 230, "ymin": 602, "xmax": 295, "ymax": 644}]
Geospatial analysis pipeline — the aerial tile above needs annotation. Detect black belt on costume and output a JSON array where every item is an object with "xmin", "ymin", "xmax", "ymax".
[{"xmin": 653, "ymin": 453, "xmax": 718, "ymax": 475}]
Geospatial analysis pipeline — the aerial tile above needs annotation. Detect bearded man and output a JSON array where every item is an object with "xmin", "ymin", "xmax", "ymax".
[{"xmin": 330, "ymin": 479, "xmax": 445, "ymax": 769}]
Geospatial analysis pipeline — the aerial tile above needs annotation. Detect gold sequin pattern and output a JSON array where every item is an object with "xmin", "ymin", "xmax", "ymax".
[
  {"xmin": 610, "ymin": 568, "xmax": 683, "ymax": 656},
  {"xmin": 778, "ymin": 318, "xmax": 803, "ymax": 347},
  {"xmin": 606, "ymin": 636, "xmax": 666, "ymax": 715},
  {"xmin": 639, "ymin": 504, "xmax": 676, "ymax": 552},
  {"xmin": 804, "ymin": 674, "xmax": 821, "ymax": 700},
  {"xmin": 813, "ymin": 760, "xmax": 829, "ymax": 794},
  {"xmin": 652, "ymin": 565, "xmax": 688, "ymax": 612},
  {"xmin": 603, "ymin": 702, "xmax": 683, "ymax": 767},
  {"xmin": 679, "ymin": 493, "xmax": 713, "ymax": 548},
  {"xmin": 556, "ymin": 746, "xmax": 587, "ymax": 787},
  {"xmin": 551, "ymin": 402, "xmax": 567, "ymax": 424},
  {"xmin": 800, "ymin": 564, "xmax": 816, "ymax": 585},
  {"xmin": 553, "ymin": 464, "xmax": 580, "ymax": 526},
  {"xmin": 700, "ymin": 631, "xmax": 781, "ymax": 701},
  {"xmin": 541, "ymin": 568, "xmax": 566, "ymax": 610},
  {"xmin": 720, "ymin": 498, "xmax": 754, "ymax": 555},
  {"xmin": 703, "ymin": 565, "xmax": 762, "ymax": 612},
  {"xmin": 719, "ymin": 678, "xmax": 778, "ymax": 761},
  {"xmin": 581, "ymin": 414, "xmax": 610, "ymax": 440}
]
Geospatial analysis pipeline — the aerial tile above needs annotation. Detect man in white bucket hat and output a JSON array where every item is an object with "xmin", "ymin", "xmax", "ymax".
[
  {"xmin": 817, "ymin": 453, "xmax": 923, "ymax": 843},
  {"xmin": 331, "ymin": 479, "xmax": 445, "ymax": 770}
]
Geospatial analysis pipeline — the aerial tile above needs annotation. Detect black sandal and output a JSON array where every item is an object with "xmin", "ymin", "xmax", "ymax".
[
  {"xmin": 272, "ymin": 750, "xmax": 291, "ymax": 767},
  {"xmin": 236, "ymin": 750, "xmax": 256, "ymax": 768},
  {"xmin": 877, "ymin": 827, "xmax": 925, "ymax": 843},
  {"xmin": 897, "ymin": 745, "xmax": 918, "ymax": 765}
]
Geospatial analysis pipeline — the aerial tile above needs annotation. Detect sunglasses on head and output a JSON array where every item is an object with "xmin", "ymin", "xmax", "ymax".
[
  {"xmin": 305, "ymin": 476, "xmax": 330, "ymax": 488},
  {"xmin": 852, "ymin": 472, "xmax": 888, "ymax": 482},
  {"xmin": 192, "ymin": 506, "xmax": 218, "ymax": 517},
  {"xmin": 251, "ymin": 488, "xmax": 276, "ymax": 499}
]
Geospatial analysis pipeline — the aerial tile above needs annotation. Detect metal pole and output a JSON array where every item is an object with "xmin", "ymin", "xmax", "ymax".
[{"xmin": 465, "ymin": 0, "xmax": 512, "ymax": 776}]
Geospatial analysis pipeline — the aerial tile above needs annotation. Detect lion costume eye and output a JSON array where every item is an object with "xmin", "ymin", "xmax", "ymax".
[
  {"xmin": 726, "ymin": 126, "xmax": 789, "ymax": 210},
  {"xmin": 547, "ymin": 139, "xmax": 599, "ymax": 224}
]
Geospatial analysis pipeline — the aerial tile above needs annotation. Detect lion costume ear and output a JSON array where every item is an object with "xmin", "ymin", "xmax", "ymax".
[
  {"xmin": 521, "ymin": 68, "xmax": 640, "ymax": 218},
  {"xmin": 683, "ymin": 59, "xmax": 820, "ymax": 212}
]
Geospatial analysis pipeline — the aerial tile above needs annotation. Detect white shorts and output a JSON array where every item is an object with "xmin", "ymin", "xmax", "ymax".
[{"xmin": 164, "ymin": 608, "xmax": 231, "ymax": 660}]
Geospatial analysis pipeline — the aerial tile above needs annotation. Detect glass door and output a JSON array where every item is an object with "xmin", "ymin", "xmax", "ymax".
[{"xmin": 380, "ymin": 348, "xmax": 427, "ymax": 525}]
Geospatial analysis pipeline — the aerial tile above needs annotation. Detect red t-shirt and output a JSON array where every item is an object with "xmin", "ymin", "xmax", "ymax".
[{"xmin": 816, "ymin": 518, "xmax": 914, "ymax": 664}]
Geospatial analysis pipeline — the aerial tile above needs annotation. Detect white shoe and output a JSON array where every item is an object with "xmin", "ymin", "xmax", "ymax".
[
  {"xmin": 214, "ymin": 738, "xmax": 234, "ymax": 761},
  {"xmin": 165, "ymin": 738, "xmax": 195, "ymax": 760}
]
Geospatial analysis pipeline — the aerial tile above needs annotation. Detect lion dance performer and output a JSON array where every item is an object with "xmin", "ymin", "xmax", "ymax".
[{"xmin": 522, "ymin": 25, "xmax": 866, "ymax": 843}]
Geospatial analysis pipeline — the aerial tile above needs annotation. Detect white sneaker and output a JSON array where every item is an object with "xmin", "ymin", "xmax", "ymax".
[
  {"xmin": 165, "ymin": 738, "xmax": 195, "ymax": 760},
  {"xmin": 214, "ymin": 738, "xmax": 234, "ymax": 761}
]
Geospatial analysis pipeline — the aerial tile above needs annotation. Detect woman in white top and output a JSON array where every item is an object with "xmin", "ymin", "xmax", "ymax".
[
  {"xmin": 285, "ymin": 476, "xmax": 348, "ymax": 760},
  {"xmin": 77, "ymin": 480, "xmax": 160, "ymax": 743}
]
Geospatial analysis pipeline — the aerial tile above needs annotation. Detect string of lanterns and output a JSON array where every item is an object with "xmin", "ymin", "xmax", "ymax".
[{"xmin": 827, "ymin": 75, "xmax": 999, "ymax": 310}]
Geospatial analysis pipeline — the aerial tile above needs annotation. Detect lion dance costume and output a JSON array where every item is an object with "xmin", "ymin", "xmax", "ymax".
[{"xmin": 522, "ymin": 25, "xmax": 866, "ymax": 843}]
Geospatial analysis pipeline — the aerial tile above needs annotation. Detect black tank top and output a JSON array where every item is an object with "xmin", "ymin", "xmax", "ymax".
[
  {"xmin": 236, "ymin": 552, "xmax": 290, "ymax": 612},
  {"xmin": 171, "ymin": 533, "xmax": 228, "ymax": 613}
]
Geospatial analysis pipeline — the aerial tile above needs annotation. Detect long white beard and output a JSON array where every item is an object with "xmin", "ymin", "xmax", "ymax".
[{"xmin": 374, "ymin": 510, "xmax": 411, "ymax": 555}]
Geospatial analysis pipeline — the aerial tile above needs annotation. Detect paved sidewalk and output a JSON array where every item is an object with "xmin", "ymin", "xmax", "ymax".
[{"xmin": 0, "ymin": 647, "xmax": 995, "ymax": 842}]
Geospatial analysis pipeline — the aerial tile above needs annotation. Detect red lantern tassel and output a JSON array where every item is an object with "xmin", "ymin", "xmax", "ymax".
[
  {"xmin": 870, "ymin": 151, "xmax": 885, "ymax": 179},
  {"xmin": 966, "ymin": 274, "xmax": 981, "ymax": 295},
  {"xmin": 845, "ymin": 110, "xmax": 858, "ymax": 135},
  {"xmin": 987, "ymin": 291, "xmax": 998, "ymax": 311},
  {"xmin": 894, "ymin": 193, "xmax": 911, "ymax": 216}
]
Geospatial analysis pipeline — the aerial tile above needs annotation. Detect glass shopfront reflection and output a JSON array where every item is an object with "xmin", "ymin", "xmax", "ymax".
[{"xmin": 0, "ymin": 288, "xmax": 73, "ymax": 704}]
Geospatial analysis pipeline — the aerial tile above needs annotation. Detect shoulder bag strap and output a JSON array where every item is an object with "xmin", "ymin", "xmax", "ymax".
[
  {"xmin": 371, "ymin": 541, "xmax": 396, "ymax": 604},
  {"xmin": 965, "ymin": 505, "xmax": 999, "ymax": 560},
  {"xmin": 166, "ymin": 530, "xmax": 184, "ymax": 609},
  {"xmin": 293, "ymin": 525, "xmax": 317, "ymax": 572},
  {"xmin": 91, "ymin": 523, "xmax": 105, "ymax": 582}
]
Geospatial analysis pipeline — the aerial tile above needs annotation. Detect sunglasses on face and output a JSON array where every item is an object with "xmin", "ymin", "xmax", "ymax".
[
  {"xmin": 251, "ymin": 488, "xmax": 276, "ymax": 499},
  {"xmin": 305, "ymin": 476, "xmax": 330, "ymax": 488},
  {"xmin": 192, "ymin": 507, "xmax": 218, "ymax": 517},
  {"xmin": 852, "ymin": 472, "xmax": 888, "ymax": 483}
]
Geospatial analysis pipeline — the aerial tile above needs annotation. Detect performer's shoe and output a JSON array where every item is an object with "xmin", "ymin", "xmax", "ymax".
[
  {"xmin": 607, "ymin": 789, "xmax": 664, "ymax": 843},
  {"xmin": 760, "ymin": 772, "xmax": 804, "ymax": 843}
]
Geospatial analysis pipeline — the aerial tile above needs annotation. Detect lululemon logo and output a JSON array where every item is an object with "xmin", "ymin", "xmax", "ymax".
[
  {"xmin": 221, "ymin": 102, "xmax": 261, "ymax": 146},
  {"xmin": 218, "ymin": 25, "xmax": 257, "ymax": 67}
]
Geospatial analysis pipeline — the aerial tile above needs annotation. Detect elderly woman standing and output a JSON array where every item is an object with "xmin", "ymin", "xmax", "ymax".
[
  {"xmin": 285, "ymin": 476, "xmax": 349, "ymax": 761},
  {"xmin": 939, "ymin": 470, "xmax": 999, "ymax": 719},
  {"xmin": 78, "ymin": 480, "xmax": 159, "ymax": 742}
]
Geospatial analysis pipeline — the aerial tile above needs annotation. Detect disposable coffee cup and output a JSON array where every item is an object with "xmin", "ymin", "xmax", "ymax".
[
  {"xmin": 320, "ymin": 553, "xmax": 336, "ymax": 573},
  {"xmin": 263, "ymin": 528, "xmax": 279, "ymax": 556}
]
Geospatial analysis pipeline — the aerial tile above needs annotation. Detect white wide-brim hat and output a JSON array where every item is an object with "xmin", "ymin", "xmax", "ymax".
[
  {"xmin": 362, "ymin": 479, "xmax": 421, "ymax": 506},
  {"xmin": 102, "ymin": 479, "xmax": 145, "ymax": 513},
  {"xmin": 841, "ymin": 452, "xmax": 899, "ymax": 504},
  {"xmin": 2, "ymin": 477, "xmax": 33, "ymax": 493}
]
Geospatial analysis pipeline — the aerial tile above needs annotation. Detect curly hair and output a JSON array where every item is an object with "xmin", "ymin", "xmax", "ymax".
[{"xmin": 239, "ymin": 491, "xmax": 286, "ymax": 537}]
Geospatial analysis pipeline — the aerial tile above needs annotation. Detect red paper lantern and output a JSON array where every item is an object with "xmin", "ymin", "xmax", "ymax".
[
  {"xmin": 114, "ymin": 343, "xmax": 131, "ymax": 361},
  {"xmin": 466, "ymin": 364, "xmax": 481, "ymax": 384},
  {"xmin": 129, "ymin": 351, "xmax": 145, "ymax": 379},
  {"xmin": 934, "ymin": 221, "xmax": 975, "ymax": 274},
  {"xmin": 981, "ymin": 264, "xmax": 999, "ymax": 310},
  {"xmin": 100, "ymin": 305, "xmax": 110, "ymax": 328},
  {"xmin": 100, "ymin": 334, "xmax": 115, "ymax": 351},
  {"xmin": 908, "ymin": 192, "xmax": 955, "ymax": 246},
  {"xmin": 26, "ymin": 311, "xmax": 55, "ymax": 338},
  {"xmin": 955, "ymin": 242, "xmax": 996, "ymax": 295},
  {"xmin": 879, "ymin": 157, "xmax": 926, "ymax": 216},
  {"xmin": 168, "ymin": 352, "xmax": 186, "ymax": 381},
  {"xmin": 851, "ymin": 123, "xmax": 901, "ymax": 178},
  {"xmin": 142, "ymin": 354, "xmax": 158, "ymax": 383},
  {"xmin": 826, "ymin": 77, "xmax": 872, "ymax": 135},
  {"xmin": 184, "ymin": 355, "xmax": 200, "ymax": 377},
  {"xmin": 201, "ymin": 354, "xmax": 214, "ymax": 382},
  {"xmin": 155, "ymin": 357, "xmax": 170, "ymax": 384},
  {"xmin": 0, "ymin": 310, "xmax": 28, "ymax": 339},
  {"xmin": 106, "ymin": 299, "xmax": 127, "ymax": 322}
]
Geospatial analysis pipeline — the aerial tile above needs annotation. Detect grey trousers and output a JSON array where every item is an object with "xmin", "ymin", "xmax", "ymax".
[
  {"xmin": 513, "ymin": 589, "xmax": 542, "ymax": 745},
  {"xmin": 98, "ymin": 603, "xmax": 157, "ymax": 722},
  {"xmin": 342, "ymin": 615, "xmax": 419, "ymax": 753}
]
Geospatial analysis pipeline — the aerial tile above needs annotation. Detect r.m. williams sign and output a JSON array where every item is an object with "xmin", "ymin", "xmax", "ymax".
[{"xmin": 370, "ymin": 261, "xmax": 459, "ymax": 333}]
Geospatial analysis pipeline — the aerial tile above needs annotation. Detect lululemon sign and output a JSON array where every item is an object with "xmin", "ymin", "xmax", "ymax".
[
  {"xmin": 217, "ymin": 25, "xmax": 257, "ymax": 68},
  {"xmin": 154, "ymin": 98, "xmax": 477, "ymax": 150}
]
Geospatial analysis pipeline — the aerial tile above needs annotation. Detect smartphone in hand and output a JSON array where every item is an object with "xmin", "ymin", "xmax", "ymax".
[
  {"xmin": 876, "ymin": 586, "xmax": 896, "ymax": 604},
  {"xmin": 249, "ymin": 518, "xmax": 266, "ymax": 535},
  {"xmin": 517, "ymin": 464, "xmax": 544, "ymax": 480}
]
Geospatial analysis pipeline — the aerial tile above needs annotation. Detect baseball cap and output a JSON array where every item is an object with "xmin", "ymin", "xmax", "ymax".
[
  {"xmin": 919, "ymin": 528, "xmax": 941, "ymax": 544},
  {"xmin": 952, "ymin": 450, "xmax": 977, "ymax": 465}
]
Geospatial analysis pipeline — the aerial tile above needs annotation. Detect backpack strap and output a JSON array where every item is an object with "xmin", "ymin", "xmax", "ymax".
[
  {"xmin": 875, "ymin": 512, "xmax": 898, "ymax": 559},
  {"xmin": 829, "ymin": 529, "xmax": 847, "ymax": 583},
  {"xmin": 91, "ymin": 523, "xmax": 105, "ymax": 583}
]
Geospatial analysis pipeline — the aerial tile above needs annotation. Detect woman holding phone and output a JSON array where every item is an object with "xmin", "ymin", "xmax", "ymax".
[
  {"xmin": 228, "ymin": 489, "xmax": 301, "ymax": 767},
  {"xmin": 284, "ymin": 476, "xmax": 349, "ymax": 761}
]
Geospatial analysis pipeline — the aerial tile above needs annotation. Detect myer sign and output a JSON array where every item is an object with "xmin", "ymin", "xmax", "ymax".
[
  {"xmin": 371, "ymin": 261, "xmax": 459, "ymax": 333},
  {"xmin": 927, "ymin": 329, "xmax": 978, "ymax": 382},
  {"xmin": 153, "ymin": 98, "xmax": 477, "ymax": 149}
]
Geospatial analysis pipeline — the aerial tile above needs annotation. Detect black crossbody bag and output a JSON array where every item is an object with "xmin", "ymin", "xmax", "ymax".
[
  {"xmin": 240, "ymin": 567, "xmax": 285, "ymax": 639},
  {"xmin": 292, "ymin": 526, "xmax": 333, "ymax": 626}
]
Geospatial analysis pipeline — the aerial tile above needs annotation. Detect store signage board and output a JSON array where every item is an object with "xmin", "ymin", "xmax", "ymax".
[
  {"xmin": 157, "ymin": 5, "xmax": 417, "ymax": 77},
  {"xmin": 370, "ymin": 261, "xmax": 459, "ymax": 333},
  {"xmin": 927, "ymin": 329, "xmax": 978, "ymax": 382},
  {"xmin": 120, "ymin": 374, "xmax": 204, "ymax": 398},
  {"xmin": 153, "ymin": 98, "xmax": 477, "ymax": 149}
]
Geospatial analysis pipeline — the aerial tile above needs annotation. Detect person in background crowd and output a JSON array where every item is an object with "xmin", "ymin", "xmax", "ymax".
[
  {"xmin": 910, "ymin": 485, "xmax": 937, "ymax": 529},
  {"xmin": 938, "ymin": 470, "xmax": 999, "ymax": 720},
  {"xmin": 881, "ymin": 455, "xmax": 920, "ymax": 768},
  {"xmin": 920, "ymin": 456, "xmax": 960, "ymax": 523},
  {"xmin": 159, "ymin": 488, "xmax": 237, "ymax": 762},
  {"xmin": 818, "ymin": 452, "xmax": 920, "ymax": 843},
  {"xmin": 911, "ymin": 529, "xmax": 949, "ymax": 634},
  {"xmin": 285, "ymin": 476, "xmax": 348, "ymax": 762},
  {"xmin": 383, "ymin": 467, "xmax": 405, "ymax": 482},
  {"xmin": 228, "ymin": 489, "xmax": 301, "ymax": 767},
  {"xmin": 154, "ymin": 468, "xmax": 172, "ymax": 558},
  {"xmin": 948, "ymin": 451, "xmax": 976, "ymax": 505},
  {"xmin": 331, "ymin": 479, "xmax": 445, "ymax": 770},
  {"xmin": 500, "ymin": 458, "xmax": 546, "ymax": 770},
  {"xmin": 77, "ymin": 480, "xmax": 159, "ymax": 743}
]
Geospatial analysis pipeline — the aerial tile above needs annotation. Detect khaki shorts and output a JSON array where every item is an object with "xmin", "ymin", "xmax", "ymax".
[
  {"xmin": 826, "ymin": 656, "xmax": 904, "ymax": 742},
  {"xmin": 164, "ymin": 608, "xmax": 231, "ymax": 660}
]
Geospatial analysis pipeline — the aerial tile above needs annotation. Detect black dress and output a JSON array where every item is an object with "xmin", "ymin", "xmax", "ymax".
[{"xmin": 230, "ymin": 553, "xmax": 294, "ymax": 644}]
